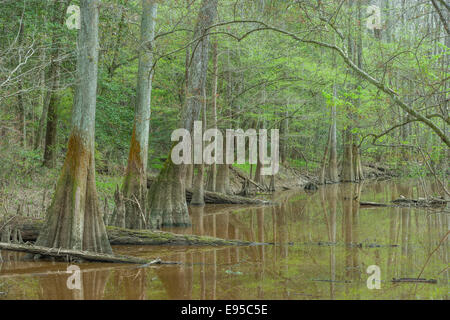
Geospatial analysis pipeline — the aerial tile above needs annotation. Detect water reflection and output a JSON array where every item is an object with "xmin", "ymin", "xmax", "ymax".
[{"xmin": 0, "ymin": 179, "xmax": 448, "ymax": 300}]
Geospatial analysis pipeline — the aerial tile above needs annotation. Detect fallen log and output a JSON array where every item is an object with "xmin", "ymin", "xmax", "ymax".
[
  {"xmin": 391, "ymin": 197, "xmax": 447, "ymax": 207},
  {"xmin": 147, "ymin": 176, "xmax": 272, "ymax": 205},
  {"xmin": 186, "ymin": 188, "xmax": 272, "ymax": 205},
  {"xmin": 359, "ymin": 197, "xmax": 447, "ymax": 208},
  {"xmin": 0, "ymin": 219, "xmax": 263, "ymax": 246},
  {"xmin": 359, "ymin": 201, "xmax": 392, "ymax": 207},
  {"xmin": 0, "ymin": 242, "xmax": 161, "ymax": 264},
  {"xmin": 106, "ymin": 226, "xmax": 262, "ymax": 246},
  {"xmin": 392, "ymin": 278, "xmax": 437, "ymax": 284}
]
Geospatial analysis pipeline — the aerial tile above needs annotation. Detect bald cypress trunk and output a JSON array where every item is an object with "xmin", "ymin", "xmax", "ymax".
[
  {"xmin": 148, "ymin": 0, "xmax": 218, "ymax": 228},
  {"xmin": 36, "ymin": 0, "xmax": 111, "ymax": 254},
  {"xmin": 120, "ymin": 0, "xmax": 157, "ymax": 229}
]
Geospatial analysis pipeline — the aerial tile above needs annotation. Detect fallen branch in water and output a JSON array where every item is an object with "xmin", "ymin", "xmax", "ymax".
[
  {"xmin": 391, "ymin": 197, "xmax": 447, "ymax": 207},
  {"xmin": 392, "ymin": 278, "xmax": 437, "ymax": 284},
  {"xmin": 186, "ymin": 188, "xmax": 272, "ymax": 205},
  {"xmin": 359, "ymin": 201, "xmax": 392, "ymax": 207},
  {"xmin": 359, "ymin": 197, "xmax": 447, "ymax": 208},
  {"xmin": 0, "ymin": 242, "xmax": 162, "ymax": 264},
  {"xmin": 147, "ymin": 175, "xmax": 271, "ymax": 205}
]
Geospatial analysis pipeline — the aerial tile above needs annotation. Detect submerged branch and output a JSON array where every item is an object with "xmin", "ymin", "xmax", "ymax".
[{"xmin": 0, "ymin": 242, "xmax": 160, "ymax": 264}]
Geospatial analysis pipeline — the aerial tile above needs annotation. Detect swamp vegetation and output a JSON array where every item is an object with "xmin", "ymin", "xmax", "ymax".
[{"xmin": 0, "ymin": 0, "xmax": 448, "ymax": 300}]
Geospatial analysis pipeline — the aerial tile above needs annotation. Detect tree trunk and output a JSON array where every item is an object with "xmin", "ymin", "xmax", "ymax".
[
  {"xmin": 341, "ymin": 128, "xmax": 354, "ymax": 182},
  {"xmin": 185, "ymin": 164, "xmax": 194, "ymax": 188},
  {"xmin": 281, "ymin": 109, "xmax": 289, "ymax": 165},
  {"xmin": 215, "ymin": 137, "xmax": 230, "ymax": 194},
  {"xmin": 254, "ymin": 120, "xmax": 263, "ymax": 184},
  {"xmin": 148, "ymin": 0, "xmax": 218, "ymax": 227},
  {"xmin": 43, "ymin": 82, "xmax": 59, "ymax": 168},
  {"xmin": 320, "ymin": 125, "xmax": 332, "ymax": 184},
  {"xmin": 16, "ymin": 15, "xmax": 26, "ymax": 147},
  {"xmin": 215, "ymin": 165, "xmax": 230, "ymax": 194},
  {"xmin": 34, "ymin": 89, "xmax": 51, "ymax": 150},
  {"xmin": 35, "ymin": 0, "xmax": 112, "ymax": 254},
  {"xmin": 254, "ymin": 155, "xmax": 262, "ymax": 184},
  {"xmin": 192, "ymin": 88, "xmax": 207, "ymax": 205},
  {"xmin": 341, "ymin": 1, "xmax": 355, "ymax": 183},
  {"xmin": 120, "ymin": 0, "xmax": 157, "ymax": 229},
  {"xmin": 206, "ymin": 40, "xmax": 218, "ymax": 192},
  {"xmin": 328, "ymin": 81, "xmax": 339, "ymax": 182},
  {"xmin": 352, "ymin": 143, "xmax": 364, "ymax": 181},
  {"xmin": 108, "ymin": 0, "xmax": 129, "ymax": 78},
  {"xmin": 42, "ymin": 0, "xmax": 71, "ymax": 166},
  {"xmin": 147, "ymin": 158, "xmax": 190, "ymax": 228}
]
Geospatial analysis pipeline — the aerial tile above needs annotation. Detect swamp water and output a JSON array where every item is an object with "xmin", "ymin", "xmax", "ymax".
[{"xmin": 0, "ymin": 179, "xmax": 448, "ymax": 300}]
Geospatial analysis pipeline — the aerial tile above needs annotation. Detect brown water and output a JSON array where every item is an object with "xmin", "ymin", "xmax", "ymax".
[{"xmin": 0, "ymin": 179, "xmax": 448, "ymax": 300}]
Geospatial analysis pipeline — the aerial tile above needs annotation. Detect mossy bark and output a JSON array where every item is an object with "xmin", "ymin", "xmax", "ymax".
[
  {"xmin": 148, "ymin": 158, "xmax": 190, "ymax": 228},
  {"xmin": 35, "ymin": 0, "xmax": 111, "ymax": 255},
  {"xmin": 36, "ymin": 133, "xmax": 112, "ymax": 254},
  {"xmin": 119, "ymin": 1, "xmax": 157, "ymax": 230},
  {"xmin": 148, "ymin": 0, "xmax": 217, "ymax": 227},
  {"xmin": 121, "ymin": 126, "xmax": 147, "ymax": 229}
]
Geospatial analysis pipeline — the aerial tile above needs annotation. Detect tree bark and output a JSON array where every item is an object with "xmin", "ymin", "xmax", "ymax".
[
  {"xmin": 328, "ymin": 82, "xmax": 339, "ymax": 182},
  {"xmin": 43, "ymin": 79, "xmax": 59, "ymax": 168},
  {"xmin": 216, "ymin": 138, "xmax": 230, "ymax": 194},
  {"xmin": 35, "ymin": 0, "xmax": 112, "ymax": 254},
  {"xmin": 320, "ymin": 125, "xmax": 332, "ymax": 184},
  {"xmin": 341, "ymin": 128, "xmax": 354, "ymax": 182},
  {"xmin": 206, "ymin": 40, "xmax": 218, "ymax": 192},
  {"xmin": 148, "ymin": 0, "xmax": 218, "ymax": 227},
  {"xmin": 191, "ymin": 88, "xmax": 207, "ymax": 205},
  {"xmin": 120, "ymin": 0, "xmax": 157, "ymax": 229},
  {"xmin": 352, "ymin": 143, "xmax": 364, "ymax": 181},
  {"xmin": 16, "ymin": 14, "xmax": 26, "ymax": 147}
]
